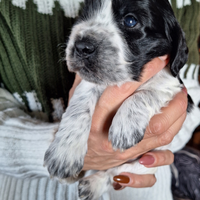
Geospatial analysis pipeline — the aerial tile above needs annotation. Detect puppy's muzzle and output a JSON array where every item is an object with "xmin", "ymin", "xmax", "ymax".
[{"xmin": 75, "ymin": 39, "xmax": 96, "ymax": 58}]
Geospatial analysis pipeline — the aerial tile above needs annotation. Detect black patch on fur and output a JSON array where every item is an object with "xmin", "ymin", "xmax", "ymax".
[
  {"xmin": 109, "ymin": 127, "xmax": 145, "ymax": 150},
  {"xmin": 78, "ymin": 180, "xmax": 94, "ymax": 200},
  {"xmin": 112, "ymin": 0, "xmax": 188, "ymax": 80},
  {"xmin": 72, "ymin": 0, "xmax": 188, "ymax": 85},
  {"xmin": 178, "ymin": 75, "xmax": 194, "ymax": 113},
  {"xmin": 187, "ymin": 94, "xmax": 194, "ymax": 113}
]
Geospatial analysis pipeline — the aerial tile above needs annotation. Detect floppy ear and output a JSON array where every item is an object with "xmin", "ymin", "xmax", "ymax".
[{"xmin": 164, "ymin": 18, "xmax": 188, "ymax": 77}]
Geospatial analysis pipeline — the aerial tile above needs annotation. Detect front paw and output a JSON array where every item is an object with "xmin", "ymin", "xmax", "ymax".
[
  {"xmin": 44, "ymin": 134, "xmax": 87, "ymax": 179},
  {"xmin": 78, "ymin": 180, "xmax": 94, "ymax": 200},
  {"xmin": 78, "ymin": 171, "xmax": 110, "ymax": 200},
  {"xmin": 109, "ymin": 111, "xmax": 147, "ymax": 150}
]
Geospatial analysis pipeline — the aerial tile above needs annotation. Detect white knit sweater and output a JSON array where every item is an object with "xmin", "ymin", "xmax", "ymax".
[{"xmin": 0, "ymin": 1, "xmax": 200, "ymax": 200}]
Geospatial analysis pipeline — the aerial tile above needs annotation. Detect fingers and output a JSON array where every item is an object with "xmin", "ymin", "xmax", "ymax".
[
  {"xmin": 141, "ymin": 55, "xmax": 169, "ymax": 82},
  {"xmin": 144, "ymin": 88, "xmax": 188, "ymax": 138},
  {"xmin": 120, "ymin": 112, "xmax": 186, "ymax": 160},
  {"xmin": 113, "ymin": 173, "xmax": 156, "ymax": 190},
  {"xmin": 139, "ymin": 150, "xmax": 174, "ymax": 167},
  {"xmin": 117, "ymin": 89, "xmax": 187, "ymax": 161},
  {"xmin": 113, "ymin": 149, "xmax": 173, "ymax": 190},
  {"xmin": 90, "ymin": 87, "xmax": 188, "ymax": 163},
  {"xmin": 91, "ymin": 55, "xmax": 169, "ymax": 135}
]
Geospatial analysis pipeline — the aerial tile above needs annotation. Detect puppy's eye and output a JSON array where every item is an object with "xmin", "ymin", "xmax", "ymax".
[{"xmin": 123, "ymin": 15, "xmax": 137, "ymax": 28}]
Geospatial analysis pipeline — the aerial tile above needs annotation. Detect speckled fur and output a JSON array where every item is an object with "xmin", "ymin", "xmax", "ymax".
[{"xmin": 44, "ymin": 0, "xmax": 191, "ymax": 199}]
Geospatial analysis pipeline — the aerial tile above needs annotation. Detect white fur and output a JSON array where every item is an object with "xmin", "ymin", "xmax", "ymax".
[
  {"xmin": 66, "ymin": 0, "xmax": 132, "ymax": 86},
  {"xmin": 109, "ymin": 68, "xmax": 181, "ymax": 150},
  {"xmin": 44, "ymin": 81, "xmax": 105, "ymax": 179},
  {"xmin": 44, "ymin": 0, "xmax": 184, "ymax": 199},
  {"xmin": 45, "ymin": 67, "xmax": 182, "ymax": 199}
]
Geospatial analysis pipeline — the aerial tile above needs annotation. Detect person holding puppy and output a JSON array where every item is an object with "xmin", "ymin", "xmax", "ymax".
[{"xmin": 0, "ymin": 0, "xmax": 199, "ymax": 200}]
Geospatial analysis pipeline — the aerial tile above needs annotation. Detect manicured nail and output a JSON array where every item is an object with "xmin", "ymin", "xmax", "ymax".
[
  {"xmin": 139, "ymin": 154, "xmax": 155, "ymax": 165},
  {"xmin": 113, "ymin": 182, "xmax": 123, "ymax": 190},
  {"xmin": 113, "ymin": 175, "xmax": 130, "ymax": 184}
]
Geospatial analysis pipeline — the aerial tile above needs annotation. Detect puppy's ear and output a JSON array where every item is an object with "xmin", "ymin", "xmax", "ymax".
[{"xmin": 164, "ymin": 20, "xmax": 188, "ymax": 77}]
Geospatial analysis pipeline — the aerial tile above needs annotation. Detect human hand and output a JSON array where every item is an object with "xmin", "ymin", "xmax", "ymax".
[{"xmin": 68, "ymin": 55, "xmax": 188, "ymax": 188}]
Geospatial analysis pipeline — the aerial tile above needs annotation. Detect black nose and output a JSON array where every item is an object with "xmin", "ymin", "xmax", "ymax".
[{"xmin": 75, "ymin": 40, "xmax": 95, "ymax": 57}]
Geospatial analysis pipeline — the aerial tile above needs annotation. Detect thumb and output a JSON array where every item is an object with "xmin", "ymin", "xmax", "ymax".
[
  {"xmin": 91, "ymin": 55, "xmax": 169, "ymax": 134},
  {"xmin": 91, "ymin": 82, "xmax": 136, "ymax": 136}
]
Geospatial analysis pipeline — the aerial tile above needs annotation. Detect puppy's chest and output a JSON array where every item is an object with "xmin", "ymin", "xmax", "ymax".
[
  {"xmin": 137, "ymin": 68, "xmax": 182, "ymax": 95},
  {"xmin": 93, "ymin": 67, "xmax": 182, "ymax": 102}
]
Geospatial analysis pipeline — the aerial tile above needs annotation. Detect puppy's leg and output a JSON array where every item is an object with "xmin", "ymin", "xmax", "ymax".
[
  {"xmin": 78, "ymin": 171, "xmax": 111, "ymax": 200},
  {"xmin": 78, "ymin": 161, "xmax": 157, "ymax": 200},
  {"xmin": 109, "ymin": 89, "xmax": 179, "ymax": 151},
  {"xmin": 44, "ymin": 80, "xmax": 103, "ymax": 180}
]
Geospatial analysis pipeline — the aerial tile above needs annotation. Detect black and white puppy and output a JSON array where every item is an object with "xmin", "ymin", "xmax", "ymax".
[{"xmin": 44, "ymin": 0, "xmax": 192, "ymax": 199}]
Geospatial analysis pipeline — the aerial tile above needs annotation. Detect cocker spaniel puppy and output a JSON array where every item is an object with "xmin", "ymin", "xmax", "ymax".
[{"xmin": 44, "ymin": 0, "xmax": 193, "ymax": 199}]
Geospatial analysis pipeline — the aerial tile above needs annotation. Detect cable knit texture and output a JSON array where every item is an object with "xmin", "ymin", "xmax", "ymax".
[
  {"xmin": 0, "ymin": 166, "xmax": 173, "ymax": 200},
  {"xmin": 0, "ymin": 0, "xmax": 75, "ymax": 121}
]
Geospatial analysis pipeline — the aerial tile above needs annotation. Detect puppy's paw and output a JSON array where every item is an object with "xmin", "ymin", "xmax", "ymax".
[
  {"xmin": 78, "ymin": 172, "xmax": 110, "ymax": 200},
  {"xmin": 44, "ymin": 133, "xmax": 87, "ymax": 180},
  {"xmin": 109, "ymin": 109, "xmax": 147, "ymax": 151},
  {"xmin": 109, "ymin": 126, "xmax": 144, "ymax": 151},
  {"xmin": 60, "ymin": 171, "xmax": 85, "ymax": 184},
  {"xmin": 78, "ymin": 180, "xmax": 94, "ymax": 200}
]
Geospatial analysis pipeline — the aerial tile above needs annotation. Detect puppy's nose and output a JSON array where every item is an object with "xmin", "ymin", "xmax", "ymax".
[{"xmin": 75, "ymin": 40, "xmax": 95, "ymax": 57}]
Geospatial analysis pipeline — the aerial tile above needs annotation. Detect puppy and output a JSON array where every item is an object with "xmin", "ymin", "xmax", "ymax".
[{"xmin": 44, "ymin": 0, "xmax": 193, "ymax": 199}]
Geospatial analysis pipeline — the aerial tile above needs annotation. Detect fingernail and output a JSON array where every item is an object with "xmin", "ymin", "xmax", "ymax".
[
  {"xmin": 113, "ymin": 182, "xmax": 123, "ymax": 190},
  {"xmin": 182, "ymin": 87, "xmax": 187, "ymax": 95},
  {"xmin": 158, "ymin": 55, "xmax": 168, "ymax": 61},
  {"xmin": 139, "ymin": 154, "xmax": 155, "ymax": 165},
  {"xmin": 113, "ymin": 175, "xmax": 130, "ymax": 184}
]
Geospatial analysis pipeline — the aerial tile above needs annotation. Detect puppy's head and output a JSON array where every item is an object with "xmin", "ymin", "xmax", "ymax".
[{"xmin": 66, "ymin": 0, "xmax": 188, "ymax": 85}]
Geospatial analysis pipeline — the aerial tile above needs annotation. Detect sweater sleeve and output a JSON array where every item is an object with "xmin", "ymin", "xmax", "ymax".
[{"xmin": 0, "ymin": 87, "xmax": 59, "ymax": 178}]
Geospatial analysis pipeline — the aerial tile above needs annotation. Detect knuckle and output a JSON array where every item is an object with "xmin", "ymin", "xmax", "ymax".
[
  {"xmin": 149, "ymin": 121, "xmax": 162, "ymax": 135},
  {"xmin": 116, "ymin": 152, "xmax": 129, "ymax": 161},
  {"xmin": 158, "ymin": 150, "xmax": 174, "ymax": 165},
  {"xmin": 150, "ymin": 115, "xmax": 169, "ymax": 135},
  {"xmin": 135, "ymin": 177, "xmax": 144, "ymax": 187},
  {"xmin": 149, "ymin": 175, "xmax": 157, "ymax": 187},
  {"xmin": 158, "ymin": 154, "xmax": 167, "ymax": 165},
  {"xmin": 101, "ymin": 141, "xmax": 113, "ymax": 153},
  {"xmin": 178, "ymin": 97, "xmax": 188, "ymax": 112},
  {"xmin": 158, "ymin": 131, "xmax": 173, "ymax": 146}
]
